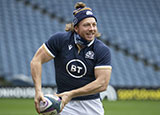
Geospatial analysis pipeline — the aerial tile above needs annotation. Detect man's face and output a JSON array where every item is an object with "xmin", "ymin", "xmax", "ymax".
[{"xmin": 75, "ymin": 17, "xmax": 97, "ymax": 41}]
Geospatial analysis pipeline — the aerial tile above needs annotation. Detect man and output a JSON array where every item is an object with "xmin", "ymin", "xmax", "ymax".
[{"xmin": 30, "ymin": 2, "xmax": 112, "ymax": 115}]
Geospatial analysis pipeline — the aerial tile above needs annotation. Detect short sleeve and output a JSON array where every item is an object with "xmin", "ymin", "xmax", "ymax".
[
  {"xmin": 44, "ymin": 33, "xmax": 62, "ymax": 58},
  {"xmin": 95, "ymin": 45, "xmax": 112, "ymax": 70}
]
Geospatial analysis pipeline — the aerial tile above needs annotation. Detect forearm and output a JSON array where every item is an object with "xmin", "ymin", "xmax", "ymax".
[
  {"xmin": 70, "ymin": 78, "xmax": 108, "ymax": 98},
  {"xmin": 69, "ymin": 69, "xmax": 111, "ymax": 99},
  {"xmin": 30, "ymin": 61, "xmax": 42, "ymax": 92},
  {"xmin": 56, "ymin": 78, "xmax": 108, "ymax": 110}
]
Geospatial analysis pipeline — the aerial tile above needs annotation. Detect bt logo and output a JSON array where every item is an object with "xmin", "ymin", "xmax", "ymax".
[
  {"xmin": 70, "ymin": 65, "xmax": 82, "ymax": 73},
  {"xmin": 66, "ymin": 59, "xmax": 87, "ymax": 78}
]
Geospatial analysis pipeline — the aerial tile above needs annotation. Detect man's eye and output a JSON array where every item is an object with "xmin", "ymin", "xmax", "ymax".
[
  {"xmin": 93, "ymin": 23, "xmax": 97, "ymax": 26},
  {"xmin": 84, "ymin": 24, "xmax": 89, "ymax": 26}
]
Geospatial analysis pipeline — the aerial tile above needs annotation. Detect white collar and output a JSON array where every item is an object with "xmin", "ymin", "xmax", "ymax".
[{"xmin": 87, "ymin": 39, "xmax": 95, "ymax": 47}]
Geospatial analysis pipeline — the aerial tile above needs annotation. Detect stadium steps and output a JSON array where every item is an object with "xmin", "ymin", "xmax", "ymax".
[
  {"xmin": 0, "ymin": 0, "xmax": 66, "ymax": 85},
  {"xmin": 0, "ymin": 0, "xmax": 160, "ymax": 87},
  {"xmin": 16, "ymin": 0, "xmax": 160, "ymax": 71},
  {"xmin": 15, "ymin": 0, "xmax": 160, "ymax": 87}
]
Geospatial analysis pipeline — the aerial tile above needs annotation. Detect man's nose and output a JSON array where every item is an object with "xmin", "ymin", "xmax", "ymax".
[{"xmin": 89, "ymin": 25, "xmax": 94, "ymax": 31}]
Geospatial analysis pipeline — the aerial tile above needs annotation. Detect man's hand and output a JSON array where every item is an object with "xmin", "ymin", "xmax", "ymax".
[
  {"xmin": 56, "ymin": 91, "xmax": 73, "ymax": 112},
  {"xmin": 34, "ymin": 91, "xmax": 46, "ymax": 114}
]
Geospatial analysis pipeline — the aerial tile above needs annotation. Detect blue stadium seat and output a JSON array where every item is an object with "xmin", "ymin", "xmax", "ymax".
[{"xmin": 0, "ymin": 0, "xmax": 160, "ymax": 87}]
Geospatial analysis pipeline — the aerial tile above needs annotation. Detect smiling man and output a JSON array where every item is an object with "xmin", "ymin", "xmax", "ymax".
[
  {"xmin": 75, "ymin": 17, "xmax": 97, "ymax": 41},
  {"xmin": 30, "ymin": 2, "xmax": 112, "ymax": 115}
]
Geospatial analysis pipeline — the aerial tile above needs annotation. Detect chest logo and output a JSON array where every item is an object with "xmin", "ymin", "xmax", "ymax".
[
  {"xmin": 66, "ymin": 59, "xmax": 87, "ymax": 78},
  {"xmin": 85, "ymin": 51, "xmax": 94, "ymax": 59}
]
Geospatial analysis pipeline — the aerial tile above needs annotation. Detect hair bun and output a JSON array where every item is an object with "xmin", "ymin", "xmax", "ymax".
[{"xmin": 74, "ymin": 2, "xmax": 86, "ymax": 9}]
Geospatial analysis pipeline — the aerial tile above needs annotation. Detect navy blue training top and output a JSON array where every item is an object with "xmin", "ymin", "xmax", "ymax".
[{"xmin": 43, "ymin": 31, "xmax": 111, "ymax": 100}]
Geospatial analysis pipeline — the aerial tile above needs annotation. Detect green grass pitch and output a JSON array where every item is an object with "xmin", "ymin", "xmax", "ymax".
[{"xmin": 0, "ymin": 98, "xmax": 160, "ymax": 115}]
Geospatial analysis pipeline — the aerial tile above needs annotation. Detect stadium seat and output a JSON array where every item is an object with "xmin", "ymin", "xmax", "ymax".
[{"xmin": 0, "ymin": 0, "xmax": 160, "ymax": 87}]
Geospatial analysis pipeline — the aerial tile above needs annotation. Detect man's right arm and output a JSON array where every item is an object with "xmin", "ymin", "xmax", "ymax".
[{"xmin": 30, "ymin": 44, "xmax": 53, "ymax": 113}]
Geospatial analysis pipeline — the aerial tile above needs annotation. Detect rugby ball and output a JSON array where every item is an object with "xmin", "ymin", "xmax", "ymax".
[{"xmin": 39, "ymin": 94, "xmax": 62, "ymax": 115}]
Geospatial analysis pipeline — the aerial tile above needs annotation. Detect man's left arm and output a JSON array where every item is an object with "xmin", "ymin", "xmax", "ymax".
[
  {"xmin": 70, "ymin": 67, "xmax": 112, "ymax": 96},
  {"xmin": 57, "ymin": 67, "xmax": 112, "ymax": 110}
]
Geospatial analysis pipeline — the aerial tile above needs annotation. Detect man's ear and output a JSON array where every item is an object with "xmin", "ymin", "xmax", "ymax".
[{"xmin": 74, "ymin": 26, "xmax": 78, "ymax": 33}]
